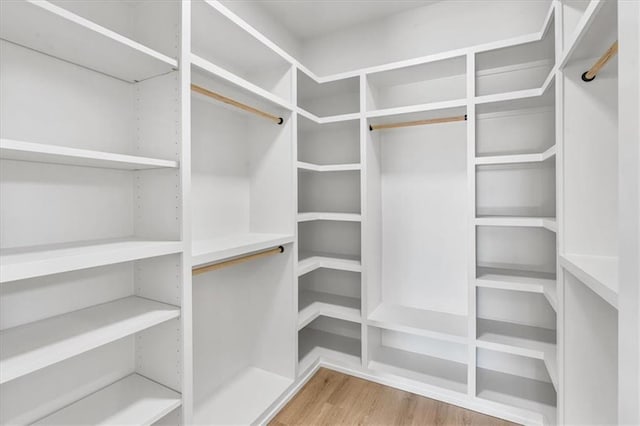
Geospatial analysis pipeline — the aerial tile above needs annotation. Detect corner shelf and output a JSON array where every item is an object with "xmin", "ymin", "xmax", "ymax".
[
  {"xmin": 0, "ymin": 139, "xmax": 179, "ymax": 170},
  {"xmin": 475, "ymin": 145, "xmax": 556, "ymax": 165},
  {"xmin": 298, "ymin": 290, "xmax": 361, "ymax": 330},
  {"xmin": 368, "ymin": 303, "xmax": 468, "ymax": 344},
  {"xmin": 368, "ymin": 344, "xmax": 467, "ymax": 394},
  {"xmin": 0, "ymin": 239, "xmax": 183, "ymax": 284},
  {"xmin": 475, "ymin": 216, "xmax": 557, "ymax": 232},
  {"xmin": 297, "ymin": 212, "xmax": 361, "ymax": 223},
  {"xmin": 0, "ymin": 296, "xmax": 180, "ymax": 384},
  {"xmin": 297, "ymin": 252, "xmax": 362, "ymax": 276},
  {"xmin": 559, "ymin": 253, "xmax": 618, "ymax": 309},
  {"xmin": 476, "ymin": 318, "xmax": 557, "ymax": 390},
  {"xmin": 476, "ymin": 368, "xmax": 556, "ymax": 425},
  {"xmin": 297, "ymin": 161, "xmax": 361, "ymax": 172},
  {"xmin": 298, "ymin": 326, "xmax": 361, "ymax": 374},
  {"xmin": 33, "ymin": 373, "xmax": 181, "ymax": 425},
  {"xmin": 476, "ymin": 268, "xmax": 557, "ymax": 311},
  {"xmin": 296, "ymin": 108, "xmax": 360, "ymax": 124},
  {"xmin": 191, "ymin": 233, "xmax": 294, "ymax": 268},
  {"xmin": 0, "ymin": 0, "xmax": 177, "ymax": 83},
  {"xmin": 193, "ymin": 367, "xmax": 292, "ymax": 426}
]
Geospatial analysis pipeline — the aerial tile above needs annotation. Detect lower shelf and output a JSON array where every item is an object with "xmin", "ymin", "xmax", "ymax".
[
  {"xmin": 33, "ymin": 373, "xmax": 181, "ymax": 425},
  {"xmin": 369, "ymin": 345, "xmax": 467, "ymax": 394},
  {"xmin": 298, "ymin": 290, "xmax": 361, "ymax": 329},
  {"xmin": 298, "ymin": 327, "xmax": 361, "ymax": 374},
  {"xmin": 0, "ymin": 296, "xmax": 180, "ymax": 384},
  {"xmin": 297, "ymin": 252, "xmax": 362, "ymax": 276},
  {"xmin": 193, "ymin": 367, "xmax": 292, "ymax": 425},
  {"xmin": 477, "ymin": 368, "xmax": 556, "ymax": 425}
]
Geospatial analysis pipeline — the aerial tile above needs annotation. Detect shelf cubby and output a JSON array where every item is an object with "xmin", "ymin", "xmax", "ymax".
[
  {"xmin": 0, "ymin": 0, "xmax": 177, "ymax": 83},
  {"xmin": 298, "ymin": 115, "xmax": 360, "ymax": 166},
  {"xmin": 298, "ymin": 316, "xmax": 361, "ymax": 374},
  {"xmin": 297, "ymin": 70, "xmax": 359, "ymax": 118},
  {"xmin": 476, "ymin": 267, "xmax": 557, "ymax": 312},
  {"xmin": 477, "ymin": 350, "xmax": 556, "ymax": 425},
  {"xmin": 298, "ymin": 169, "xmax": 361, "ymax": 215},
  {"xmin": 476, "ymin": 20, "xmax": 555, "ymax": 97},
  {"xmin": 299, "ymin": 269, "xmax": 361, "ymax": 329},
  {"xmin": 368, "ymin": 327, "xmax": 467, "ymax": 394},
  {"xmin": 192, "ymin": 0, "xmax": 293, "ymax": 104},
  {"xmin": 365, "ymin": 56, "xmax": 466, "ymax": 114}
]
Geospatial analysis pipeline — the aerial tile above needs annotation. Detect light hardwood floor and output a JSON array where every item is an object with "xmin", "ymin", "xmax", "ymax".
[{"xmin": 270, "ymin": 368, "xmax": 518, "ymax": 426}]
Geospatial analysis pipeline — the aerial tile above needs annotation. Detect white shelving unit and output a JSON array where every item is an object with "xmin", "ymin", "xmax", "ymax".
[{"xmin": 2, "ymin": 0, "xmax": 636, "ymax": 425}]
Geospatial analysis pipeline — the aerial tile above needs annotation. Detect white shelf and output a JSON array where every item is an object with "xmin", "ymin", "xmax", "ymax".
[
  {"xmin": 33, "ymin": 373, "xmax": 181, "ymax": 425},
  {"xmin": 191, "ymin": 233, "xmax": 293, "ymax": 268},
  {"xmin": 0, "ymin": 296, "xmax": 180, "ymax": 384},
  {"xmin": 0, "ymin": 239, "xmax": 183, "ymax": 284},
  {"xmin": 475, "ymin": 145, "xmax": 556, "ymax": 165},
  {"xmin": 476, "ymin": 268, "xmax": 557, "ymax": 311},
  {"xmin": 0, "ymin": 0, "xmax": 177, "ymax": 83},
  {"xmin": 475, "ymin": 216, "xmax": 557, "ymax": 232},
  {"xmin": 297, "ymin": 161, "xmax": 361, "ymax": 172},
  {"xmin": 559, "ymin": 0, "xmax": 615, "ymax": 68},
  {"xmin": 369, "ymin": 345, "xmax": 468, "ymax": 394},
  {"xmin": 477, "ymin": 368, "xmax": 556, "ymax": 425},
  {"xmin": 476, "ymin": 318, "xmax": 557, "ymax": 390},
  {"xmin": 298, "ymin": 290, "xmax": 361, "ymax": 330},
  {"xmin": 365, "ymin": 98, "xmax": 468, "ymax": 119},
  {"xmin": 298, "ymin": 327, "xmax": 361, "ymax": 374},
  {"xmin": 297, "ymin": 212, "xmax": 361, "ymax": 223},
  {"xmin": 0, "ymin": 139, "xmax": 179, "ymax": 170},
  {"xmin": 193, "ymin": 367, "xmax": 292, "ymax": 426},
  {"xmin": 191, "ymin": 53, "xmax": 293, "ymax": 111},
  {"xmin": 368, "ymin": 303, "xmax": 468, "ymax": 344},
  {"xmin": 560, "ymin": 253, "xmax": 618, "ymax": 309},
  {"xmin": 296, "ymin": 107, "xmax": 360, "ymax": 124},
  {"xmin": 298, "ymin": 252, "xmax": 362, "ymax": 276},
  {"xmin": 474, "ymin": 69, "xmax": 555, "ymax": 108}
]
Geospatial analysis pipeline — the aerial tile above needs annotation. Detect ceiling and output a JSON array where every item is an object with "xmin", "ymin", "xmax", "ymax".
[{"xmin": 256, "ymin": 1, "xmax": 439, "ymax": 41}]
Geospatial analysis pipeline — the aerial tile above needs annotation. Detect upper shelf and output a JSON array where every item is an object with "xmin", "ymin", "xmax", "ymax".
[
  {"xmin": 560, "ymin": 253, "xmax": 618, "ymax": 309},
  {"xmin": 0, "ymin": 0, "xmax": 177, "ymax": 83},
  {"xmin": 33, "ymin": 373, "xmax": 181, "ymax": 426},
  {"xmin": 0, "ymin": 296, "xmax": 180, "ymax": 384},
  {"xmin": 297, "ymin": 69, "xmax": 359, "ymax": 119},
  {"xmin": 0, "ymin": 139, "xmax": 178, "ymax": 170},
  {"xmin": 559, "ymin": 0, "xmax": 617, "ymax": 68},
  {"xmin": 0, "ymin": 238, "xmax": 183, "ymax": 283},
  {"xmin": 191, "ymin": 233, "xmax": 293, "ymax": 269}
]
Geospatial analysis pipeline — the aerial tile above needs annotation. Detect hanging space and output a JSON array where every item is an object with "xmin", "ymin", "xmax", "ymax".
[
  {"xmin": 0, "ymin": 0, "xmax": 186, "ymax": 424},
  {"xmin": 296, "ymin": 73, "xmax": 363, "ymax": 374},
  {"xmin": 189, "ymin": 1, "xmax": 296, "ymax": 424},
  {"xmin": 559, "ymin": 0, "xmax": 619, "ymax": 423},
  {"xmin": 365, "ymin": 54, "xmax": 469, "ymax": 396}
]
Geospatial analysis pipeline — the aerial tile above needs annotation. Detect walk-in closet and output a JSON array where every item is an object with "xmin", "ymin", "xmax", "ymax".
[{"xmin": 0, "ymin": 0, "xmax": 638, "ymax": 425}]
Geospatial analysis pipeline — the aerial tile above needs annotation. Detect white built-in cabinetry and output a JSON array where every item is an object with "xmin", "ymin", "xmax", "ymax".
[{"xmin": 0, "ymin": 0, "xmax": 635, "ymax": 425}]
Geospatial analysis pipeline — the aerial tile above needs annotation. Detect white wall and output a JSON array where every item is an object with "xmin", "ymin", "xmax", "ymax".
[{"xmin": 301, "ymin": 0, "xmax": 551, "ymax": 76}]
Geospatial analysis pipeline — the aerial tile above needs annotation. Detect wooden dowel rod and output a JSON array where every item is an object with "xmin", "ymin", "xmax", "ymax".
[
  {"xmin": 192, "ymin": 246, "xmax": 285, "ymax": 276},
  {"xmin": 369, "ymin": 114, "xmax": 467, "ymax": 131},
  {"xmin": 191, "ymin": 84, "xmax": 283, "ymax": 124},
  {"xmin": 582, "ymin": 41, "xmax": 618, "ymax": 82}
]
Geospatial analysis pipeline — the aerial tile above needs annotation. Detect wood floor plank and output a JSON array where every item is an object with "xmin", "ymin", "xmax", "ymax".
[{"xmin": 270, "ymin": 368, "xmax": 519, "ymax": 426}]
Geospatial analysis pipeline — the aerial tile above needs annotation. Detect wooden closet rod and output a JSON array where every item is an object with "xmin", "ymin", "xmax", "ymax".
[
  {"xmin": 369, "ymin": 114, "xmax": 467, "ymax": 131},
  {"xmin": 192, "ymin": 246, "xmax": 285, "ymax": 276},
  {"xmin": 191, "ymin": 84, "xmax": 284, "ymax": 125},
  {"xmin": 582, "ymin": 41, "xmax": 618, "ymax": 82}
]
